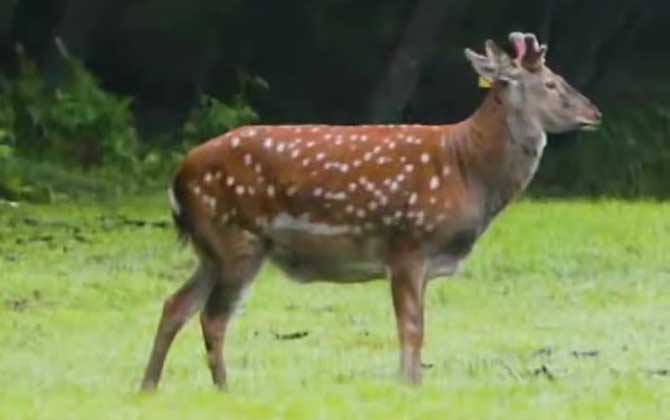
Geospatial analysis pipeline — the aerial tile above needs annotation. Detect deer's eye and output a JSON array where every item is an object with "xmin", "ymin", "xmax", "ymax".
[{"xmin": 545, "ymin": 81, "xmax": 557, "ymax": 90}]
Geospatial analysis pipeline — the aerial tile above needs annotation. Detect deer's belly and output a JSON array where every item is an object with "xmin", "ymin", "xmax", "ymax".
[{"xmin": 264, "ymin": 215, "xmax": 386, "ymax": 283}]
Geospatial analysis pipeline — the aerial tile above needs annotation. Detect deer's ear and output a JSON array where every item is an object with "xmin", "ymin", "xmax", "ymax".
[
  {"xmin": 465, "ymin": 47, "xmax": 517, "ymax": 85},
  {"xmin": 465, "ymin": 48, "xmax": 497, "ymax": 80}
]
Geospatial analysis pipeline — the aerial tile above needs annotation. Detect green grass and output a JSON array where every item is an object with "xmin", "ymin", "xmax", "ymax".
[{"xmin": 1, "ymin": 194, "xmax": 669, "ymax": 419}]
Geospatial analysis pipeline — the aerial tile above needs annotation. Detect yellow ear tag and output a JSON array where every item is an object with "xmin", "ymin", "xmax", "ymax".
[{"xmin": 478, "ymin": 76, "xmax": 493, "ymax": 89}]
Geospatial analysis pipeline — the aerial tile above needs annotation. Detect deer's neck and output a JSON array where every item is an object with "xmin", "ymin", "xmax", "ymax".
[{"xmin": 460, "ymin": 86, "xmax": 547, "ymax": 217}]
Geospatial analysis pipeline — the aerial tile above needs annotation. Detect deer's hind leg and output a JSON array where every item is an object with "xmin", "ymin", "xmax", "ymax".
[
  {"xmin": 199, "ymin": 228, "xmax": 266, "ymax": 390},
  {"xmin": 141, "ymin": 259, "xmax": 216, "ymax": 391}
]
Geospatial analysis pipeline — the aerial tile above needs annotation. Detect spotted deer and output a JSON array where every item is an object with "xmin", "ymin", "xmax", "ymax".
[{"xmin": 141, "ymin": 32, "xmax": 601, "ymax": 390}]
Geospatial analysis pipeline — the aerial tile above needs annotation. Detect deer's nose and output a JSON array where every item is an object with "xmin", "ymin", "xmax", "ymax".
[{"xmin": 592, "ymin": 108, "xmax": 602, "ymax": 122}]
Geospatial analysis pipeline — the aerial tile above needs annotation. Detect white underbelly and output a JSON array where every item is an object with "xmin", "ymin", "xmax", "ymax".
[{"xmin": 265, "ymin": 213, "xmax": 386, "ymax": 282}]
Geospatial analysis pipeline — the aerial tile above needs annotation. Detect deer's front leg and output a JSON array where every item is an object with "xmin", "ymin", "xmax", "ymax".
[{"xmin": 388, "ymin": 253, "xmax": 427, "ymax": 385}]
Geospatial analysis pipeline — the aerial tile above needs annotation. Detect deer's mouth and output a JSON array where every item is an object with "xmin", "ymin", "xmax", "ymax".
[
  {"xmin": 577, "ymin": 116, "xmax": 602, "ymax": 131},
  {"xmin": 578, "ymin": 121, "xmax": 600, "ymax": 131}
]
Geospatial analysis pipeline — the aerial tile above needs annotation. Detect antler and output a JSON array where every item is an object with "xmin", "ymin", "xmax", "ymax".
[{"xmin": 508, "ymin": 32, "xmax": 547, "ymax": 71}]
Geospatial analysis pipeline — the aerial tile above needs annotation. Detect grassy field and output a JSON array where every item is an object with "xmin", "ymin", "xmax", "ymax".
[{"xmin": 1, "ymin": 193, "xmax": 669, "ymax": 419}]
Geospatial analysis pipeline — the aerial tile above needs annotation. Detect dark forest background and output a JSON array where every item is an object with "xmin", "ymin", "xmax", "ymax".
[{"xmin": 1, "ymin": 0, "xmax": 669, "ymax": 201}]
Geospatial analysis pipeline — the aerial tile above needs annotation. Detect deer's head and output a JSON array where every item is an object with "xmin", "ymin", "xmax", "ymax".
[{"xmin": 465, "ymin": 32, "xmax": 601, "ymax": 134}]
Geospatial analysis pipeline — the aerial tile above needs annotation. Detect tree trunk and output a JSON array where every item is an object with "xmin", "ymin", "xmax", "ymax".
[{"xmin": 367, "ymin": 0, "xmax": 468, "ymax": 123}]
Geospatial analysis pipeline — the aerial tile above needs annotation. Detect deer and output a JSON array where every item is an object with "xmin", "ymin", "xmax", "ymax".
[{"xmin": 140, "ymin": 32, "xmax": 601, "ymax": 390}]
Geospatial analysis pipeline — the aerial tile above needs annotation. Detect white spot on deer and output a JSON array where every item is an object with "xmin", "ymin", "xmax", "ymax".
[
  {"xmin": 396, "ymin": 174, "xmax": 406, "ymax": 183},
  {"xmin": 361, "ymin": 135, "xmax": 368, "ymax": 141},
  {"xmin": 267, "ymin": 185, "xmax": 276, "ymax": 197},
  {"xmin": 442, "ymin": 166, "xmax": 451, "ymax": 176},
  {"xmin": 356, "ymin": 208, "xmax": 366, "ymax": 218},
  {"xmin": 425, "ymin": 223, "xmax": 435, "ymax": 232},
  {"xmin": 430, "ymin": 176, "xmax": 440, "ymax": 190},
  {"xmin": 287, "ymin": 185, "xmax": 298, "ymax": 196},
  {"xmin": 245, "ymin": 128, "xmax": 257, "ymax": 136},
  {"xmin": 404, "ymin": 164, "xmax": 414, "ymax": 173},
  {"xmin": 348, "ymin": 183, "xmax": 357, "ymax": 192},
  {"xmin": 335, "ymin": 139, "xmax": 343, "ymax": 146},
  {"xmin": 437, "ymin": 214, "xmax": 447, "ymax": 222},
  {"xmin": 350, "ymin": 134, "xmax": 359, "ymax": 141},
  {"xmin": 379, "ymin": 195, "xmax": 389, "ymax": 206},
  {"xmin": 382, "ymin": 216, "xmax": 392, "ymax": 226},
  {"xmin": 390, "ymin": 182, "xmax": 399, "ymax": 192},
  {"xmin": 388, "ymin": 142, "xmax": 396, "ymax": 150},
  {"xmin": 368, "ymin": 201, "xmax": 378, "ymax": 211},
  {"xmin": 244, "ymin": 154, "xmax": 253, "ymax": 166},
  {"xmin": 313, "ymin": 187, "xmax": 323, "ymax": 197},
  {"xmin": 231, "ymin": 137, "xmax": 240, "ymax": 148},
  {"xmin": 203, "ymin": 172, "xmax": 213, "ymax": 184},
  {"xmin": 409, "ymin": 192, "xmax": 418, "ymax": 205},
  {"xmin": 247, "ymin": 186, "xmax": 255, "ymax": 195},
  {"xmin": 277, "ymin": 143, "xmax": 286, "ymax": 153},
  {"xmin": 310, "ymin": 127, "xmax": 321, "ymax": 133},
  {"xmin": 373, "ymin": 146, "xmax": 382, "ymax": 154},
  {"xmin": 302, "ymin": 158, "xmax": 311, "ymax": 167},
  {"xmin": 353, "ymin": 160, "xmax": 362, "ymax": 167},
  {"xmin": 294, "ymin": 127, "xmax": 303, "ymax": 133},
  {"xmin": 306, "ymin": 141, "xmax": 315, "ymax": 148},
  {"xmin": 316, "ymin": 152, "xmax": 326, "ymax": 161},
  {"xmin": 235, "ymin": 185, "xmax": 245, "ymax": 195},
  {"xmin": 255, "ymin": 164, "xmax": 263, "ymax": 174},
  {"xmin": 345, "ymin": 204, "xmax": 355, "ymax": 214},
  {"xmin": 363, "ymin": 152, "xmax": 373, "ymax": 161},
  {"xmin": 324, "ymin": 133, "xmax": 333, "ymax": 140},
  {"xmin": 430, "ymin": 196, "xmax": 437, "ymax": 205},
  {"xmin": 226, "ymin": 176, "xmax": 235, "ymax": 187},
  {"xmin": 394, "ymin": 210, "xmax": 403, "ymax": 219},
  {"xmin": 291, "ymin": 149, "xmax": 301, "ymax": 159},
  {"xmin": 421, "ymin": 153, "xmax": 430, "ymax": 163},
  {"xmin": 340, "ymin": 163, "xmax": 349, "ymax": 173},
  {"xmin": 263, "ymin": 138, "xmax": 274, "ymax": 149},
  {"xmin": 331, "ymin": 191, "xmax": 347, "ymax": 201}
]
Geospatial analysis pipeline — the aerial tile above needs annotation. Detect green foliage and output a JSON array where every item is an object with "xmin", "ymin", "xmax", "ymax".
[
  {"xmin": 5, "ymin": 47, "xmax": 140, "ymax": 170},
  {"xmin": 182, "ymin": 73, "xmax": 264, "ymax": 145},
  {"xmin": 182, "ymin": 94, "xmax": 258, "ymax": 145},
  {"xmin": 0, "ymin": 90, "xmax": 15, "ymax": 158},
  {"xmin": 534, "ymin": 104, "xmax": 670, "ymax": 198}
]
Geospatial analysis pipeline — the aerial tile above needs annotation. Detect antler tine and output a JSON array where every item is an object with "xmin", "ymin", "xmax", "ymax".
[
  {"xmin": 508, "ymin": 32, "xmax": 546, "ymax": 71},
  {"xmin": 522, "ymin": 33, "xmax": 546, "ymax": 70},
  {"xmin": 508, "ymin": 32, "xmax": 527, "ymax": 61}
]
